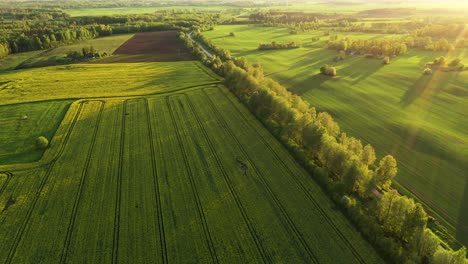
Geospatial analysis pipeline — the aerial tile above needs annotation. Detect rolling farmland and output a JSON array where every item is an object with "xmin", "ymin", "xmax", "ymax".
[
  {"xmin": 0, "ymin": 86, "xmax": 383, "ymax": 263},
  {"xmin": 0, "ymin": 61, "xmax": 220, "ymax": 105},
  {"xmin": 202, "ymin": 25, "xmax": 468, "ymax": 244}
]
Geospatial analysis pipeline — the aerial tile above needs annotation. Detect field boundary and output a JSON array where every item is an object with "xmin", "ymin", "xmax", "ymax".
[
  {"xmin": 60, "ymin": 100, "xmax": 105, "ymax": 263},
  {"xmin": 206, "ymin": 87, "xmax": 367, "ymax": 263},
  {"xmin": 5, "ymin": 101, "xmax": 87, "ymax": 263},
  {"xmin": 0, "ymin": 172, "xmax": 13, "ymax": 196},
  {"xmin": 167, "ymin": 95, "xmax": 219, "ymax": 264},
  {"xmin": 0, "ymin": 82, "xmax": 221, "ymax": 172}
]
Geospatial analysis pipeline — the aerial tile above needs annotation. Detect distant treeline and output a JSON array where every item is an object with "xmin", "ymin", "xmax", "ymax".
[
  {"xmin": 247, "ymin": 11, "xmax": 468, "ymax": 50},
  {"xmin": 327, "ymin": 34, "xmax": 464, "ymax": 56},
  {"xmin": 0, "ymin": 9, "xmax": 218, "ymax": 59},
  {"xmin": 258, "ymin": 41, "xmax": 300, "ymax": 50},
  {"xmin": 179, "ymin": 31, "xmax": 468, "ymax": 264},
  {"xmin": 327, "ymin": 36, "xmax": 408, "ymax": 56}
]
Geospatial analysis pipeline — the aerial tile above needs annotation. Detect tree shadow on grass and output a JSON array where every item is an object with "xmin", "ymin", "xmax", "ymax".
[
  {"xmin": 288, "ymin": 73, "xmax": 331, "ymax": 95},
  {"xmin": 400, "ymin": 75, "xmax": 432, "ymax": 107},
  {"xmin": 341, "ymin": 58, "xmax": 384, "ymax": 85},
  {"xmin": 456, "ymin": 174, "xmax": 468, "ymax": 246}
]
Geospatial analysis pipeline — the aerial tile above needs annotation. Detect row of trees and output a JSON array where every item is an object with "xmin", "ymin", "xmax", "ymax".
[
  {"xmin": 247, "ymin": 11, "xmax": 468, "ymax": 51},
  {"xmin": 179, "ymin": 31, "xmax": 468, "ymax": 263},
  {"xmin": 66, "ymin": 46, "xmax": 107, "ymax": 61},
  {"xmin": 328, "ymin": 36, "xmax": 408, "ymax": 56},
  {"xmin": 428, "ymin": 56, "xmax": 465, "ymax": 72},
  {"xmin": 258, "ymin": 41, "xmax": 300, "ymax": 50}
]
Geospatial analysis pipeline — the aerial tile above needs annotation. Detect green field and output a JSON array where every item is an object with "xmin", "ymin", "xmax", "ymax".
[
  {"xmin": 0, "ymin": 101, "xmax": 72, "ymax": 165},
  {"xmin": 0, "ymin": 81, "xmax": 383, "ymax": 262},
  {"xmin": 0, "ymin": 61, "xmax": 220, "ymax": 105},
  {"xmin": 0, "ymin": 51, "xmax": 44, "ymax": 71},
  {"xmin": 203, "ymin": 25, "xmax": 468, "ymax": 244}
]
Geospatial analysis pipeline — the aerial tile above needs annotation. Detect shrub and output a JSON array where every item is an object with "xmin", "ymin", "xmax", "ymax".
[
  {"xmin": 383, "ymin": 56, "xmax": 390, "ymax": 64},
  {"xmin": 327, "ymin": 66, "xmax": 337, "ymax": 76},
  {"xmin": 229, "ymin": 32, "xmax": 235, "ymax": 37},
  {"xmin": 320, "ymin": 65, "xmax": 337, "ymax": 76},
  {"xmin": 36, "ymin": 136, "xmax": 49, "ymax": 149},
  {"xmin": 423, "ymin": 67, "xmax": 433, "ymax": 75},
  {"xmin": 449, "ymin": 58, "xmax": 461, "ymax": 67}
]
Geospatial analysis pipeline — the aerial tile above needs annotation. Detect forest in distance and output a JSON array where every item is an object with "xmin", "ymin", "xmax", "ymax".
[{"xmin": 0, "ymin": 0, "xmax": 467, "ymax": 263}]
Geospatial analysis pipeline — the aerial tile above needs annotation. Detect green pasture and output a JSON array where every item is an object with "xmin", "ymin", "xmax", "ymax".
[
  {"xmin": 203, "ymin": 25, "xmax": 468, "ymax": 244},
  {"xmin": 0, "ymin": 84, "xmax": 383, "ymax": 263},
  {"xmin": 0, "ymin": 61, "xmax": 220, "ymax": 105},
  {"xmin": 0, "ymin": 101, "xmax": 72, "ymax": 165}
]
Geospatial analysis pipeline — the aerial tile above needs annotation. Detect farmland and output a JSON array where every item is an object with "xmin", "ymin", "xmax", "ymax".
[
  {"xmin": 0, "ymin": 61, "xmax": 219, "ymax": 105},
  {"xmin": 202, "ymin": 25, "xmax": 468, "ymax": 243},
  {"xmin": 97, "ymin": 31, "xmax": 195, "ymax": 62},
  {"xmin": 1, "ymin": 0, "xmax": 467, "ymax": 260},
  {"xmin": 0, "ymin": 85, "xmax": 383, "ymax": 263},
  {"xmin": 0, "ymin": 25, "xmax": 385, "ymax": 262}
]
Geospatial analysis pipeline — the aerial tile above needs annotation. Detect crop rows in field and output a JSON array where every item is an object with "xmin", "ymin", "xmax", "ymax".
[{"xmin": 0, "ymin": 86, "xmax": 382, "ymax": 263}]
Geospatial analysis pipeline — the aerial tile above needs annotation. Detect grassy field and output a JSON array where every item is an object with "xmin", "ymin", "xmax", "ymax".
[
  {"xmin": 0, "ymin": 82, "xmax": 383, "ymax": 263},
  {"xmin": 0, "ymin": 61, "xmax": 220, "ymax": 105},
  {"xmin": 203, "ymin": 25, "xmax": 468, "ymax": 244},
  {"xmin": 0, "ymin": 101, "xmax": 72, "ymax": 165},
  {"xmin": 13, "ymin": 34, "xmax": 134, "ymax": 69},
  {"xmin": 0, "ymin": 51, "xmax": 44, "ymax": 71}
]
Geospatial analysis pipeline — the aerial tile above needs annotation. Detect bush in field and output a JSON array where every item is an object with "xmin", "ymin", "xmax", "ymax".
[
  {"xmin": 320, "ymin": 65, "xmax": 337, "ymax": 76},
  {"xmin": 423, "ymin": 67, "xmax": 433, "ymax": 75},
  {"xmin": 36, "ymin": 136, "xmax": 49, "ymax": 149},
  {"xmin": 433, "ymin": 56, "xmax": 446, "ymax": 66},
  {"xmin": 449, "ymin": 58, "xmax": 461, "ymax": 67},
  {"xmin": 383, "ymin": 56, "xmax": 390, "ymax": 64},
  {"xmin": 229, "ymin": 32, "xmax": 235, "ymax": 37}
]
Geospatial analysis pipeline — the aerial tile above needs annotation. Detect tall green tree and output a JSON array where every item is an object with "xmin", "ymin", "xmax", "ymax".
[{"xmin": 375, "ymin": 155, "xmax": 397, "ymax": 190}]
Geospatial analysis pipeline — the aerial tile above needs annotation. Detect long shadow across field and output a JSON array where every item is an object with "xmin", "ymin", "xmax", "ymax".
[
  {"xmin": 289, "ymin": 73, "xmax": 330, "ymax": 95},
  {"xmin": 457, "ymin": 174, "xmax": 468, "ymax": 246},
  {"xmin": 400, "ymin": 75, "xmax": 432, "ymax": 107}
]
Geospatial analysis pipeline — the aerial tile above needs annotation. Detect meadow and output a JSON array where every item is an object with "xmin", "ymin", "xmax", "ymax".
[
  {"xmin": 0, "ymin": 84, "xmax": 383, "ymax": 263},
  {"xmin": 203, "ymin": 25, "xmax": 468, "ymax": 244}
]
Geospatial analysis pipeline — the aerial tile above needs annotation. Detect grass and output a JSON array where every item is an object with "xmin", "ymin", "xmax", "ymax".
[
  {"xmin": 0, "ymin": 51, "xmax": 44, "ymax": 71},
  {"xmin": 12, "ymin": 34, "xmax": 134, "ymax": 69},
  {"xmin": 203, "ymin": 25, "xmax": 468, "ymax": 245},
  {"xmin": 0, "ymin": 61, "xmax": 220, "ymax": 105},
  {"xmin": 0, "ymin": 85, "xmax": 383, "ymax": 263},
  {"xmin": 0, "ymin": 100, "xmax": 72, "ymax": 165}
]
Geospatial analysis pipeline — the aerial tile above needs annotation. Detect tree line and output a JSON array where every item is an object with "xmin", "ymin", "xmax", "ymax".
[
  {"xmin": 327, "ymin": 35, "xmax": 408, "ymax": 56},
  {"xmin": 0, "ymin": 9, "xmax": 219, "ymax": 59},
  {"xmin": 258, "ymin": 41, "xmax": 300, "ymax": 50},
  {"xmin": 179, "ymin": 31, "xmax": 468, "ymax": 263}
]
